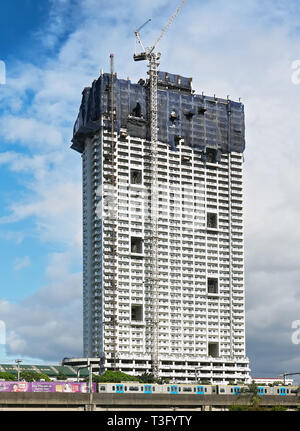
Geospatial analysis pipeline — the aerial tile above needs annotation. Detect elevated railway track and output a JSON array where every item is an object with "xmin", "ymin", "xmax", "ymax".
[{"xmin": 0, "ymin": 393, "xmax": 299, "ymax": 411}]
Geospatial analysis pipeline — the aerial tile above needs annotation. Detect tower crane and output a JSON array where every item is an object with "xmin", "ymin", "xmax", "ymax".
[
  {"xmin": 281, "ymin": 372, "xmax": 300, "ymax": 385},
  {"xmin": 133, "ymin": 0, "xmax": 187, "ymax": 380}
]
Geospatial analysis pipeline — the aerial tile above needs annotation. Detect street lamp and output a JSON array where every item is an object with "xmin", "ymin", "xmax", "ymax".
[{"xmin": 15, "ymin": 359, "xmax": 23, "ymax": 381}]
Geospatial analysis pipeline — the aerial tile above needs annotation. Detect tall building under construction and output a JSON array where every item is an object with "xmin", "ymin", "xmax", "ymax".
[{"xmin": 71, "ymin": 68, "xmax": 250, "ymax": 383}]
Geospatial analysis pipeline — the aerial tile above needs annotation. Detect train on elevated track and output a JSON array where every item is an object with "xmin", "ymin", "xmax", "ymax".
[
  {"xmin": 0, "ymin": 380, "xmax": 298, "ymax": 396},
  {"xmin": 97, "ymin": 382, "xmax": 299, "ymax": 396}
]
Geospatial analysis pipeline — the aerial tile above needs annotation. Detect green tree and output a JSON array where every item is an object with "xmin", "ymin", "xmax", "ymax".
[
  {"xmin": 139, "ymin": 373, "xmax": 155, "ymax": 383},
  {"xmin": 271, "ymin": 406, "xmax": 286, "ymax": 411},
  {"xmin": 138, "ymin": 373, "xmax": 169, "ymax": 384},
  {"xmin": 38, "ymin": 373, "xmax": 51, "ymax": 382},
  {"xmin": 154, "ymin": 377, "xmax": 170, "ymax": 384},
  {"xmin": 228, "ymin": 405, "xmax": 248, "ymax": 411},
  {"xmin": 20, "ymin": 371, "xmax": 39, "ymax": 382},
  {"xmin": 19, "ymin": 371, "xmax": 50, "ymax": 382},
  {"xmin": 0, "ymin": 371, "xmax": 16, "ymax": 381},
  {"xmin": 240, "ymin": 382, "xmax": 261, "ymax": 410},
  {"xmin": 89, "ymin": 370, "xmax": 140, "ymax": 383}
]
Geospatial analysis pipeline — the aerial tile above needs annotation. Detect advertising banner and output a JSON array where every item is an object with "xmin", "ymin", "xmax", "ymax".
[
  {"xmin": 0, "ymin": 381, "xmax": 95, "ymax": 392},
  {"xmin": 31, "ymin": 382, "xmax": 90, "ymax": 393},
  {"xmin": 0, "ymin": 381, "xmax": 29, "ymax": 392}
]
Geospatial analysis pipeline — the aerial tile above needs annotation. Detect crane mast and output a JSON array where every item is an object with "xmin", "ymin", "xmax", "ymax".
[
  {"xmin": 148, "ymin": 51, "xmax": 160, "ymax": 380},
  {"xmin": 109, "ymin": 53, "xmax": 118, "ymax": 371},
  {"xmin": 133, "ymin": 0, "xmax": 186, "ymax": 380}
]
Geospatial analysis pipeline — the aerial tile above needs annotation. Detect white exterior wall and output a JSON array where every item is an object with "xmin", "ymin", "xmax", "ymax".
[
  {"xmin": 82, "ymin": 125, "xmax": 250, "ymax": 383},
  {"xmin": 252, "ymin": 378, "xmax": 294, "ymax": 386}
]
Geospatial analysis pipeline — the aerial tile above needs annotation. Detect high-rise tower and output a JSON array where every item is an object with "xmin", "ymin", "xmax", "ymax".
[{"xmin": 71, "ymin": 70, "xmax": 250, "ymax": 383}]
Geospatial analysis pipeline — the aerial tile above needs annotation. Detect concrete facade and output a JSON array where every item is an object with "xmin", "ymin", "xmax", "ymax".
[{"xmin": 71, "ymin": 71, "xmax": 250, "ymax": 383}]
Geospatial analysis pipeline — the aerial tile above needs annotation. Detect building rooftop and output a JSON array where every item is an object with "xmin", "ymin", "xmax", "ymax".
[
  {"xmin": 71, "ymin": 70, "xmax": 245, "ymax": 156},
  {"xmin": 0, "ymin": 364, "xmax": 89, "ymax": 378}
]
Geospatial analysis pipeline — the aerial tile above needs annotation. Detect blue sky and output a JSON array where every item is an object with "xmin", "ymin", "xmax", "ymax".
[
  {"xmin": 0, "ymin": 1, "xmax": 50, "ymax": 302},
  {"xmin": 0, "ymin": 1, "xmax": 49, "ymax": 58},
  {"xmin": 0, "ymin": 0, "xmax": 300, "ymax": 381}
]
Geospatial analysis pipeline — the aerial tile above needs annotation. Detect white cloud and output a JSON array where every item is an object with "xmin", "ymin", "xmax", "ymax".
[
  {"xmin": 0, "ymin": 116, "xmax": 64, "ymax": 149},
  {"xmin": 0, "ymin": 0, "xmax": 300, "ymax": 377},
  {"xmin": 13, "ymin": 256, "xmax": 31, "ymax": 272},
  {"xmin": 0, "ymin": 251, "xmax": 82, "ymax": 361},
  {"xmin": 0, "ymin": 230, "xmax": 24, "ymax": 244}
]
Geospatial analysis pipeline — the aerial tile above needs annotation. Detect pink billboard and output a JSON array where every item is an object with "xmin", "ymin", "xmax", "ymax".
[
  {"xmin": 0, "ymin": 381, "xmax": 29, "ymax": 392},
  {"xmin": 0, "ymin": 381, "xmax": 95, "ymax": 392}
]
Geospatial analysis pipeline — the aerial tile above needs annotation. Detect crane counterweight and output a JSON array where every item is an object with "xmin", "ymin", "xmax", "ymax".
[{"xmin": 133, "ymin": 52, "xmax": 147, "ymax": 62}]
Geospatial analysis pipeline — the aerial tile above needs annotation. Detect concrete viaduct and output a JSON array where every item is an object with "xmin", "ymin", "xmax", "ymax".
[{"xmin": 0, "ymin": 393, "xmax": 299, "ymax": 411}]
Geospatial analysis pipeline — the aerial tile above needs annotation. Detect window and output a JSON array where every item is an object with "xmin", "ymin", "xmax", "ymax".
[
  {"xmin": 181, "ymin": 155, "xmax": 191, "ymax": 165},
  {"xmin": 131, "ymin": 304, "xmax": 143, "ymax": 321},
  {"xmin": 130, "ymin": 169, "xmax": 142, "ymax": 185},
  {"xmin": 131, "ymin": 237, "xmax": 143, "ymax": 254},
  {"xmin": 208, "ymin": 342, "xmax": 219, "ymax": 358},
  {"xmin": 183, "ymin": 387, "xmax": 192, "ymax": 392},
  {"xmin": 132, "ymin": 102, "xmax": 142, "ymax": 117},
  {"xmin": 198, "ymin": 106, "xmax": 207, "ymax": 115},
  {"xmin": 207, "ymin": 212, "xmax": 218, "ymax": 229},
  {"xmin": 206, "ymin": 148, "xmax": 217, "ymax": 163},
  {"xmin": 207, "ymin": 277, "xmax": 218, "ymax": 294}
]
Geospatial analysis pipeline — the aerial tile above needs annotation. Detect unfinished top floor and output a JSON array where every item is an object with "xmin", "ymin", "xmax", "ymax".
[{"xmin": 72, "ymin": 71, "xmax": 245, "ymax": 157}]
